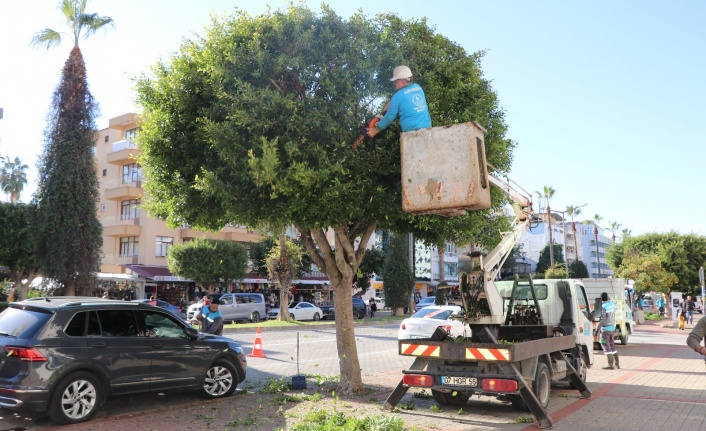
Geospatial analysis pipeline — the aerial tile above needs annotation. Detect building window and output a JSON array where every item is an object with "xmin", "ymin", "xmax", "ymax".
[
  {"xmin": 120, "ymin": 237, "xmax": 139, "ymax": 257},
  {"xmin": 120, "ymin": 199, "xmax": 140, "ymax": 220},
  {"xmin": 102, "ymin": 169, "xmax": 107, "ymax": 177},
  {"xmin": 122, "ymin": 163, "xmax": 142, "ymax": 184},
  {"xmin": 100, "ymin": 204, "xmax": 106, "ymax": 212},
  {"xmin": 125, "ymin": 127, "xmax": 140, "ymax": 141},
  {"xmin": 156, "ymin": 236, "xmax": 173, "ymax": 257},
  {"xmin": 104, "ymin": 135, "xmax": 109, "ymax": 143}
]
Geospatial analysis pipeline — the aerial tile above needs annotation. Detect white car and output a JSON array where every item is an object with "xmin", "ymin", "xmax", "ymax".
[
  {"xmin": 267, "ymin": 301, "xmax": 323, "ymax": 321},
  {"xmin": 398, "ymin": 305, "xmax": 471, "ymax": 340}
]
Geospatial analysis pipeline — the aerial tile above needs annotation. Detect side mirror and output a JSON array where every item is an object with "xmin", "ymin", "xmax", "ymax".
[
  {"xmin": 184, "ymin": 326, "xmax": 199, "ymax": 341},
  {"xmin": 592, "ymin": 298, "xmax": 603, "ymax": 322}
]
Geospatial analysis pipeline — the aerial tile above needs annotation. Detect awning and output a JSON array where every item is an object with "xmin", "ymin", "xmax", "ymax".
[
  {"xmin": 122, "ymin": 265, "xmax": 188, "ymax": 282},
  {"xmin": 97, "ymin": 272, "xmax": 143, "ymax": 282}
]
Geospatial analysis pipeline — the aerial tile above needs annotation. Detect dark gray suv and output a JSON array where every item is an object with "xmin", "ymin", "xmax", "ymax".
[{"xmin": 0, "ymin": 297, "xmax": 247, "ymax": 425}]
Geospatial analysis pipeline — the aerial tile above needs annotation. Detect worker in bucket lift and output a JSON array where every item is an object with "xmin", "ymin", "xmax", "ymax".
[{"xmin": 366, "ymin": 65, "xmax": 432, "ymax": 138}]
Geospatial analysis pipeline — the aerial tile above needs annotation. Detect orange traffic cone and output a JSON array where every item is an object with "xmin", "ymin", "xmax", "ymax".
[{"xmin": 248, "ymin": 327, "xmax": 267, "ymax": 358}]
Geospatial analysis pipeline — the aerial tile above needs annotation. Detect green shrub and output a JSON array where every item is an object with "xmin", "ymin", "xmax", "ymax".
[{"xmin": 287, "ymin": 408, "xmax": 409, "ymax": 431}]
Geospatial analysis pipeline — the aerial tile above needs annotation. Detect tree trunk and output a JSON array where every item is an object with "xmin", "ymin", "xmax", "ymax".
[
  {"xmin": 572, "ymin": 221, "xmax": 579, "ymax": 264},
  {"xmin": 547, "ymin": 205, "xmax": 554, "ymax": 268},
  {"xmin": 594, "ymin": 226, "xmax": 601, "ymax": 276},
  {"xmin": 278, "ymin": 233, "xmax": 292, "ymax": 321},
  {"xmin": 297, "ymin": 223, "xmax": 376, "ymax": 394}
]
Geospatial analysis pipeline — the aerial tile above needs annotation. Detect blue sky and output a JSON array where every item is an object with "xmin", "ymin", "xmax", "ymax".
[{"xmin": 1, "ymin": 1, "xmax": 704, "ymax": 237}]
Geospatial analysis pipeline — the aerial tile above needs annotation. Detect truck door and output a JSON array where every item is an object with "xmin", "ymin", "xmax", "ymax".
[{"xmin": 574, "ymin": 284, "xmax": 594, "ymax": 365}]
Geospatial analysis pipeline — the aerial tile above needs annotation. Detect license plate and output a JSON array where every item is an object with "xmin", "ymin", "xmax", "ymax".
[{"xmin": 441, "ymin": 376, "xmax": 477, "ymax": 387}]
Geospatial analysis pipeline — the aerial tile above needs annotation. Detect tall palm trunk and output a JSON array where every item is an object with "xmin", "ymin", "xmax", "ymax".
[
  {"xmin": 547, "ymin": 205, "xmax": 554, "ymax": 268},
  {"xmin": 572, "ymin": 221, "xmax": 579, "ymax": 263},
  {"xmin": 594, "ymin": 226, "xmax": 601, "ymax": 277}
]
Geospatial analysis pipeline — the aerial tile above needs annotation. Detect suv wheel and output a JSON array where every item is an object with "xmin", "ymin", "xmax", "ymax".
[
  {"xmin": 251, "ymin": 311, "xmax": 261, "ymax": 323},
  {"xmin": 201, "ymin": 360, "xmax": 238, "ymax": 399},
  {"xmin": 48, "ymin": 372, "xmax": 101, "ymax": 425}
]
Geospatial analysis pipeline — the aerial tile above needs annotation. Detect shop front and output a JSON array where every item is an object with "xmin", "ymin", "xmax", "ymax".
[
  {"xmin": 97, "ymin": 272, "xmax": 144, "ymax": 300},
  {"xmin": 123, "ymin": 265, "xmax": 191, "ymax": 307}
]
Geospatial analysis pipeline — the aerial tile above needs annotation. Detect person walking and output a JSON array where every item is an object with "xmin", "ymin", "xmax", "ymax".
[
  {"xmin": 366, "ymin": 65, "xmax": 431, "ymax": 138},
  {"xmin": 598, "ymin": 292, "xmax": 620, "ymax": 369},
  {"xmin": 656, "ymin": 295, "xmax": 666, "ymax": 319},
  {"xmin": 685, "ymin": 295, "xmax": 695, "ymax": 326},
  {"xmin": 369, "ymin": 298, "xmax": 377, "ymax": 318},
  {"xmin": 678, "ymin": 300, "xmax": 687, "ymax": 330}
]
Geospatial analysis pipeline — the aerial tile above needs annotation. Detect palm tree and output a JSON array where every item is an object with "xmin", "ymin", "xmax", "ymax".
[
  {"xmin": 583, "ymin": 214, "xmax": 603, "ymax": 277},
  {"xmin": 566, "ymin": 204, "xmax": 584, "ymax": 263},
  {"xmin": 607, "ymin": 221, "xmax": 622, "ymax": 244},
  {"xmin": 31, "ymin": 0, "xmax": 114, "ymax": 51},
  {"xmin": 31, "ymin": 0, "xmax": 113, "ymax": 297},
  {"xmin": 1, "ymin": 156, "xmax": 29, "ymax": 203},
  {"xmin": 621, "ymin": 228, "xmax": 632, "ymax": 241},
  {"xmin": 538, "ymin": 186, "xmax": 556, "ymax": 268}
]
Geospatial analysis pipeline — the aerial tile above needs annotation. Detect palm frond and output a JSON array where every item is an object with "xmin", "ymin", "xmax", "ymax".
[
  {"xmin": 30, "ymin": 29, "xmax": 63, "ymax": 51},
  {"xmin": 79, "ymin": 13, "xmax": 115, "ymax": 40}
]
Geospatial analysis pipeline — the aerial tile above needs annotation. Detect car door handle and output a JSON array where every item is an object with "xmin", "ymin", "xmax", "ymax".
[{"xmin": 91, "ymin": 343, "xmax": 108, "ymax": 349}]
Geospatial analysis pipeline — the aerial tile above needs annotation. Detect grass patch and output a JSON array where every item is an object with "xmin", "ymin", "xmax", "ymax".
[
  {"xmin": 644, "ymin": 312, "xmax": 662, "ymax": 321},
  {"xmin": 398, "ymin": 400, "xmax": 416, "ymax": 410},
  {"xmin": 261, "ymin": 377, "xmax": 291, "ymax": 394},
  {"xmin": 513, "ymin": 416, "xmax": 534, "ymax": 424},
  {"xmin": 429, "ymin": 405, "xmax": 443, "ymax": 413},
  {"xmin": 287, "ymin": 407, "xmax": 410, "ymax": 431},
  {"xmin": 223, "ymin": 314, "xmax": 406, "ymax": 330}
]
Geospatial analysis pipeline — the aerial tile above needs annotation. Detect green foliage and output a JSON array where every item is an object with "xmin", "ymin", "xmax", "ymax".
[
  {"xmin": 249, "ymin": 237, "xmax": 276, "ymax": 278},
  {"xmin": 569, "ymin": 260, "xmax": 589, "ymax": 278},
  {"xmin": 288, "ymin": 407, "xmax": 409, "ymax": 431},
  {"xmin": 260, "ymin": 377, "xmax": 291, "ymax": 394},
  {"xmin": 612, "ymin": 250, "xmax": 677, "ymax": 295},
  {"xmin": 545, "ymin": 266, "xmax": 567, "ymax": 279},
  {"xmin": 266, "ymin": 237, "xmax": 306, "ymax": 285},
  {"xmin": 644, "ymin": 312, "xmax": 662, "ymax": 321},
  {"xmin": 0, "ymin": 156, "xmax": 29, "ymax": 203},
  {"xmin": 356, "ymin": 247, "xmax": 386, "ymax": 292},
  {"xmin": 30, "ymin": 0, "xmax": 114, "ymax": 50},
  {"xmin": 0, "ymin": 203, "xmax": 39, "ymax": 292},
  {"xmin": 383, "ymin": 234, "xmax": 413, "ymax": 310},
  {"xmin": 34, "ymin": 46, "xmax": 102, "ymax": 296},
  {"xmin": 167, "ymin": 238, "xmax": 248, "ymax": 291},
  {"xmin": 535, "ymin": 243, "xmax": 565, "ymax": 275},
  {"xmin": 413, "ymin": 389, "xmax": 433, "ymax": 399},
  {"xmin": 607, "ymin": 232, "xmax": 705, "ymax": 295}
]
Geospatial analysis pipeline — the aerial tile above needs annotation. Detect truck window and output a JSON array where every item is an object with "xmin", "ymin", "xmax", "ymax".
[
  {"xmin": 576, "ymin": 285, "xmax": 590, "ymax": 320},
  {"xmin": 514, "ymin": 284, "xmax": 548, "ymax": 300}
]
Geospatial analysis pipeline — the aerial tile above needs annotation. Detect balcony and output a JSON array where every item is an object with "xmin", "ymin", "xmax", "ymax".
[
  {"xmin": 107, "ymin": 140, "xmax": 141, "ymax": 165},
  {"xmin": 104, "ymin": 178, "xmax": 142, "ymax": 201},
  {"xmin": 102, "ymin": 216, "xmax": 141, "ymax": 237},
  {"xmin": 102, "ymin": 254, "xmax": 139, "ymax": 266}
]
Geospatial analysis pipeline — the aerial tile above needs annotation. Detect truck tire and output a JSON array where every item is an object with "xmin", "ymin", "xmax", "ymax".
[
  {"xmin": 620, "ymin": 333, "xmax": 629, "ymax": 345},
  {"xmin": 431, "ymin": 389, "xmax": 471, "ymax": 406},
  {"xmin": 510, "ymin": 362, "xmax": 551, "ymax": 411}
]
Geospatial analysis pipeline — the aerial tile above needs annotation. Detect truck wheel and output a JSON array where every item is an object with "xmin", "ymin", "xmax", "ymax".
[
  {"xmin": 511, "ymin": 362, "xmax": 551, "ymax": 411},
  {"xmin": 431, "ymin": 389, "xmax": 471, "ymax": 406},
  {"xmin": 620, "ymin": 333, "xmax": 629, "ymax": 345}
]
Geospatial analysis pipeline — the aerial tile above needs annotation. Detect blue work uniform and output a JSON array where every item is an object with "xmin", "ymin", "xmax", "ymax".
[{"xmin": 376, "ymin": 83, "xmax": 432, "ymax": 133}]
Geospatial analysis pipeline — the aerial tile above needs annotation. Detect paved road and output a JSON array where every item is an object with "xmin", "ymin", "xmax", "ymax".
[{"xmin": 2, "ymin": 317, "xmax": 706, "ymax": 430}]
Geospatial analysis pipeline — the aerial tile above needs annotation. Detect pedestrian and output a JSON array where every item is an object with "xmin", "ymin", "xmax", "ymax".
[
  {"xmin": 199, "ymin": 298, "xmax": 224, "ymax": 335},
  {"xmin": 685, "ymin": 295, "xmax": 695, "ymax": 326},
  {"xmin": 598, "ymin": 292, "xmax": 620, "ymax": 370},
  {"xmin": 686, "ymin": 315, "xmax": 706, "ymax": 363},
  {"xmin": 366, "ymin": 65, "xmax": 431, "ymax": 139},
  {"xmin": 369, "ymin": 298, "xmax": 377, "ymax": 318},
  {"xmin": 102, "ymin": 292, "xmax": 109, "ymax": 299},
  {"xmin": 678, "ymin": 300, "xmax": 687, "ymax": 330},
  {"xmin": 656, "ymin": 295, "xmax": 666, "ymax": 319},
  {"xmin": 149, "ymin": 295, "xmax": 157, "ymax": 306}
]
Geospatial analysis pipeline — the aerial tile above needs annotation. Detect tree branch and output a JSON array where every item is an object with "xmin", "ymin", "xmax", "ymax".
[{"xmin": 296, "ymin": 225, "xmax": 326, "ymax": 270}]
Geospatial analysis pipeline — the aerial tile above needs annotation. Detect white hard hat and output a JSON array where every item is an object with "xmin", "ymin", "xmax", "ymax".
[{"xmin": 390, "ymin": 65, "xmax": 413, "ymax": 81}]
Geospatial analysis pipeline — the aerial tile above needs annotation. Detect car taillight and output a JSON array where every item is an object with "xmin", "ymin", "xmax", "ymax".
[
  {"xmin": 482, "ymin": 378, "xmax": 518, "ymax": 392},
  {"xmin": 401, "ymin": 323, "xmax": 406, "ymax": 330},
  {"xmin": 402, "ymin": 374, "xmax": 434, "ymax": 387},
  {"xmin": 4, "ymin": 347, "xmax": 47, "ymax": 362}
]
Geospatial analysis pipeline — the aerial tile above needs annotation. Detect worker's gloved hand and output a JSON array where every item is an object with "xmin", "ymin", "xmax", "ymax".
[{"xmin": 367, "ymin": 127, "xmax": 380, "ymax": 138}]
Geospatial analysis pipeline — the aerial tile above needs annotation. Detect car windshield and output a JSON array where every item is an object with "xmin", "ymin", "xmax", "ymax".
[
  {"xmin": 419, "ymin": 297, "xmax": 436, "ymax": 304},
  {"xmin": 411, "ymin": 308, "xmax": 456, "ymax": 320}
]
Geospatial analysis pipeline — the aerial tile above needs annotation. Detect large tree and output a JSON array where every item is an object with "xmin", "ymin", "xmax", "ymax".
[
  {"xmin": 606, "ymin": 232, "xmax": 706, "ymax": 296},
  {"xmin": 0, "ymin": 203, "xmax": 40, "ymax": 299},
  {"xmin": 31, "ymin": 0, "xmax": 113, "ymax": 296},
  {"xmin": 135, "ymin": 6, "xmax": 514, "ymax": 393},
  {"xmin": 535, "ymin": 242, "xmax": 565, "ymax": 275},
  {"xmin": 167, "ymin": 238, "xmax": 248, "ymax": 293}
]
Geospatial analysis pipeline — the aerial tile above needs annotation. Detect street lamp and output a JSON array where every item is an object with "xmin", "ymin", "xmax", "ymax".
[{"xmin": 552, "ymin": 204, "xmax": 588, "ymax": 275}]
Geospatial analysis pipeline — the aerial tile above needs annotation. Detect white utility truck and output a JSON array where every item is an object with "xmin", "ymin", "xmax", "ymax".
[
  {"xmin": 384, "ymin": 122, "xmax": 596, "ymax": 429},
  {"xmin": 581, "ymin": 278, "xmax": 635, "ymax": 347}
]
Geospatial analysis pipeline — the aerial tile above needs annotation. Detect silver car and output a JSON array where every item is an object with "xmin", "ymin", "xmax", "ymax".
[{"xmin": 189, "ymin": 293, "xmax": 266, "ymax": 323}]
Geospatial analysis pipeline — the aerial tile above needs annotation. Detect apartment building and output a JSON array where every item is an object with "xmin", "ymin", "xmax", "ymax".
[{"xmin": 95, "ymin": 113, "xmax": 263, "ymax": 303}]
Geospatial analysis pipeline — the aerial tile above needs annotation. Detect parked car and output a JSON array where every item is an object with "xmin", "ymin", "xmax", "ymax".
[
  {"xmin": 641, "ymin": 297, "xmax": 658, "ymax": 314},
  {"xmin": 696, "ymin": 298, "xmax": 703, "ymax": 314},
  {"xmin": 0, "ymin": 297, "xmax": 247, "ymax": 425},
  {"xmin": 132, "ymin": 299, "xmax": 185, "ymax": 319},
  {"xmin": 414, "ymin": 296, "xmax": 437, "ymax": 312},
  {"xmin": 267, "ymin": 301, "xmax": 323, "ymax": 321},
  {"xmin": 319, "ymin": 297, "xmax": 367, "ymax": 320},
  {"xmin": 398, "ymin": 305, "xmax": 471, "ymax": 339},
  {"xmin": 187, "ymin": 293, "xmax": 265, "ymax": 323}
]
